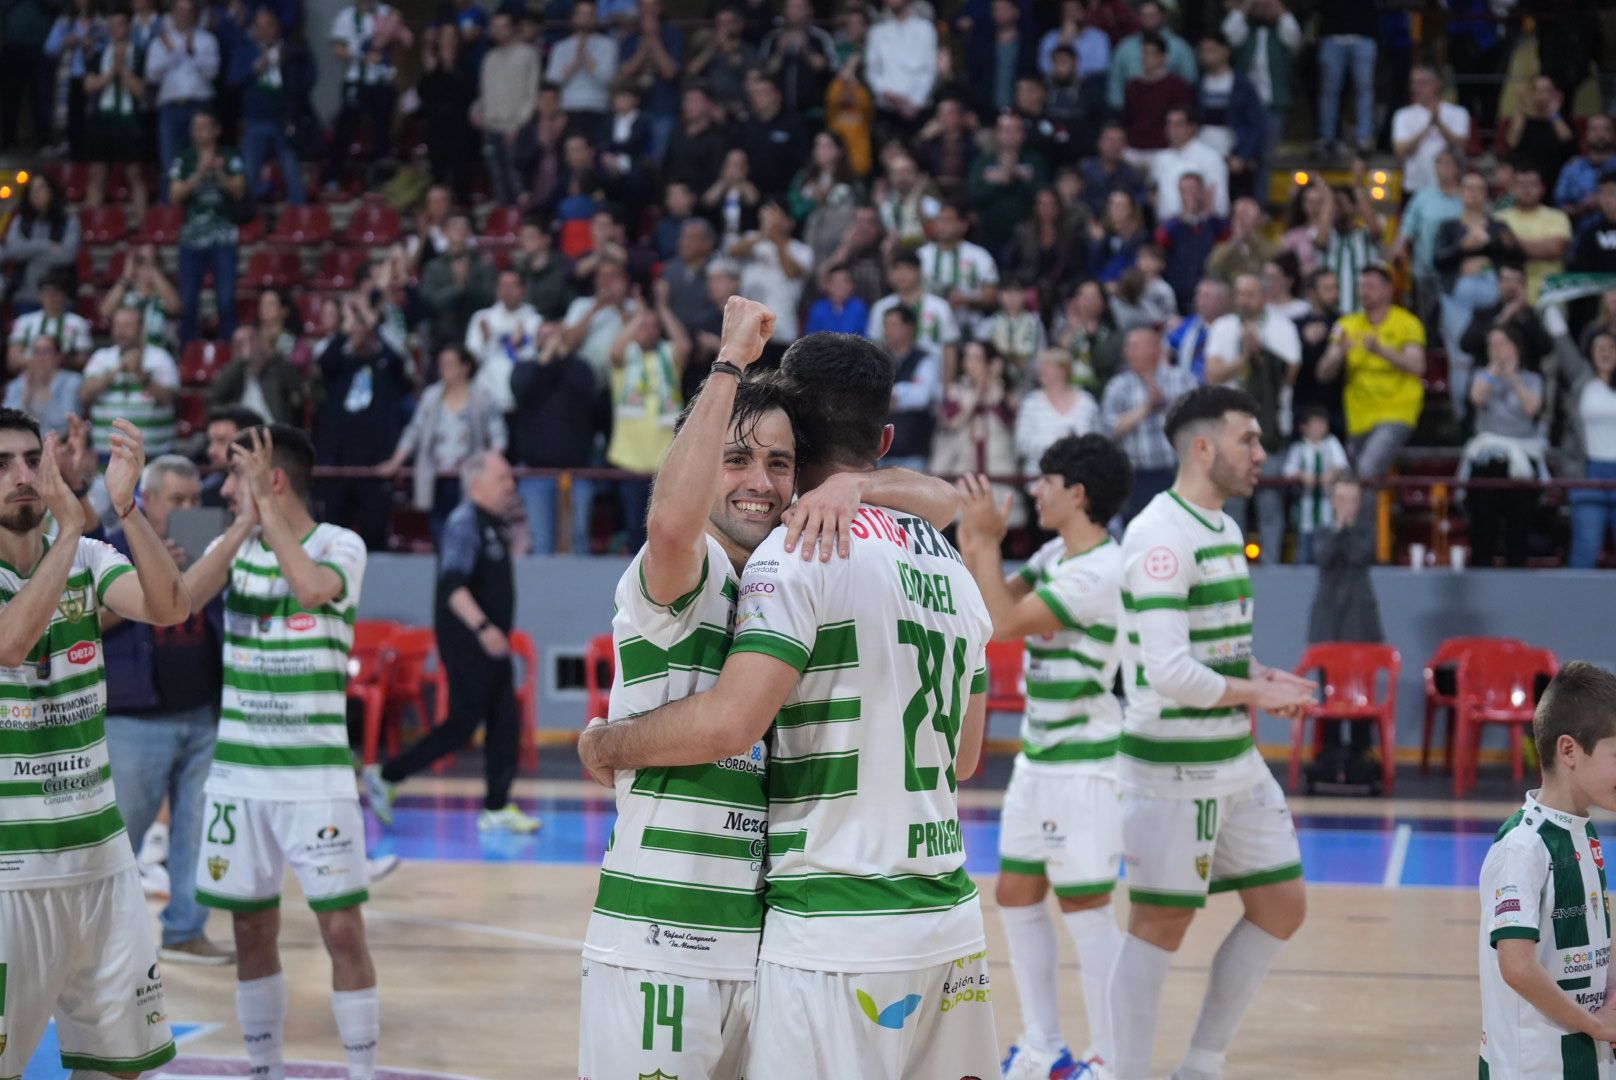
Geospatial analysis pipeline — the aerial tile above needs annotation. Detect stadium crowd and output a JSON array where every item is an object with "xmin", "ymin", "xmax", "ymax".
[{"xmin": 3, "ymin": 0, "xmax": 1616, "ymax": 565}]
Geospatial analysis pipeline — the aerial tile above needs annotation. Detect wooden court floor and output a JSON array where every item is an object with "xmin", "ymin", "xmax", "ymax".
[{"xmin": 150, "ymin": 788, "xmax": 1491, "ymax": 1080}]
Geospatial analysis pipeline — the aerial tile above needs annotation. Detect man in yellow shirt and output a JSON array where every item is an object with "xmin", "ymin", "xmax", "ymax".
[
  {"xmin": 1316, "ymin": 265, "xmax": 1428, "ymax": 479},
  {"xmin": 1495, "ymin": 164, "xmax": 1572, "ymax": 302}
]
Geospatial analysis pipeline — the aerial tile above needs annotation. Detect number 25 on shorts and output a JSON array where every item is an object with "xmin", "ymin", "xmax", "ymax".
[{"xmin": 639, "ymin": 982, "xmax": 684, "ymax": 1053}]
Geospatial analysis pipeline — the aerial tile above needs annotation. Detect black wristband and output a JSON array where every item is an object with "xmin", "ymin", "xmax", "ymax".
[
  {"xmin": 475, "ymin": 619, "xmax": 491, "ymax": 633},
  {"xmin": 710, "ymin": 359, "xmax": 744, "ymax": 380}
]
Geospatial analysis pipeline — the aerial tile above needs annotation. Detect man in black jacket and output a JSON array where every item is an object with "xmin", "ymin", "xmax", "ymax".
[{"xmin": 510, "ymin": 338, "xmax": 606, "ymax": 554}]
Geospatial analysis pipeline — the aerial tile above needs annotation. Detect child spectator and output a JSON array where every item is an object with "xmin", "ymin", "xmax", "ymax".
[
  {"xmin": 980, "ymin": 279, "xmax": 1045, "ymax": 384},
  {"xmin": 1109, "ymin": 247, "xmax": 1177, "ymax": 332},
  {"xmin": 804, "ymin": 266, "xmax": 868, "ymax": 336},
  {"xmin": 1283, "ymin": 406, "xmax": 1350, "ymax": 564}
]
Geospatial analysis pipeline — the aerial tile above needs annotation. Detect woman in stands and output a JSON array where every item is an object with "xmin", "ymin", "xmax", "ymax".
[
  {"xmin": 1569, "ymin": 332, "xmax": 1616, "ymax": 568},
  {"xmin": 2, "ymin": 175, "xmax": 81, "ymax": 312},
  {"xmin": 99, "ymin": 243, "xmax": 179, "ymax": 350},
  {"xmin": 1462, "ymin": 325, "xmax": 1546, "ymax": 567}
]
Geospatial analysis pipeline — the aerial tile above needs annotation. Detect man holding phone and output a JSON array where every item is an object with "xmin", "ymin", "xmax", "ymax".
[{"xmin": 101, "ymin": 454, "xmax": 236, "ymax": 964}]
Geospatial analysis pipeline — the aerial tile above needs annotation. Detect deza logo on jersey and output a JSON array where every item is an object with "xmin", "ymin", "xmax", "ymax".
[
  {"xmin": 66, "ymin": 642, "xmax": 97, "ymax": 666},
  {"xmin": 287, "ymin": 614, "xmax": 318, "ymax": 632}
]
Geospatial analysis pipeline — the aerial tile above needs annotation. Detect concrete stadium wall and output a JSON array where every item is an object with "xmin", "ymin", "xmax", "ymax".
[{"xmin": 358, "ymin": 556, "xmax": 1616, "ymax": 750}]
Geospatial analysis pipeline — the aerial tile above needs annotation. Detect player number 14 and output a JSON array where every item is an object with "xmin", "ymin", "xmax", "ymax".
[{"xmin": 639, "ymin": 981, "xmax": 684, "ymax": 1052}]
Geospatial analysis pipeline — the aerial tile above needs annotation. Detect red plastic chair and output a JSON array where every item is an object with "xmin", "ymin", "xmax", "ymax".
[
  {"xmin": 179, "ymin": 340, "xmax": 230, "ymax": 386},
  {"xmin": 1289, "ymin": 642, "xmax": 1402, "ymax": 793},
  {"xmin": 985, "ymin": 639, "xmax": 1026, "ymax": 715},
  {"xmin": 78, "ymin": 206, "xmax": 128, "ymax": 245},
  {"xmin": 340, "ymin": 202, "xmax": 402, "ymax": 246},
  {"xmin": 243, "ymin": 249, "xmax": 301, "ymax": 290},
  {"xmin": 134, "ymin": 205, "xmax": 184, "ymax": 246},
  {"xmin": 1452, "ymin": 644, "xmax": 1560, "ymax": 797},
  {"xmin": 511, "ymin": 630, "xmax": 540, "ymax": 772},
  {"xmin": 1421, "ymin": 636, "xmax": 1523, "ymax": 774},
  {"xmin": 352, "ymin": 620, "xmax": 401, "ymax": 765},
  {"xmin": 267, "ymin": 204, "xmax": 332, "ymax": 246},
  {"xmin": 310, "ymin": 247, "xmax": 371, "ymax": 291},
  {"xmin": 584, "ymin": 633, "xmax": 615, "ymax": 723}
]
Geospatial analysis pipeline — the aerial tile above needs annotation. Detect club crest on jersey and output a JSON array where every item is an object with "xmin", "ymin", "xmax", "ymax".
[
  {"xmin": 1195, "ymin": 855, "xmax": 1210, "ymax": 881},
  {"xmin": 57, "ymin": 585, "xmax": 90, "ymax": 623},
  {"xmin": 0, "ymin": 1035, "xmax": 6, "ymax": 1055},
  {"xmin": 637, "ymin": 1071, "xmax": 678, "ymax": 1080},
  {"xmin": 207, "ymin": 856, "xmax": 229, "ymax": 881}
]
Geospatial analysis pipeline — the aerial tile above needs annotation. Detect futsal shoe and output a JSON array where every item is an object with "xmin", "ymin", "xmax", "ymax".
[
  {"xmin": 1002, "ymin": 1042, "xmax": 1078, "ymax": 1080},
  {"xmin": 362, "ymin": 764, "xmax": 395, "ymax": 825},
  {"xmin": 139, "ymin": 821, "xmax": 169, "ymax": 866},
  {"xmin": 367, "ymin": 853, "xmax": 402, "ymax": 884},
  {"xmin": 478, "ymin": 804, "xmax": 543, "ymax": 834},
  {"xmin": 139, "ymin": 860, "xmax": 170, "ymax": 899},
  {"xmin": 1075, "ymin": 1057, "xmax": 1116, "ymax": 1079}
]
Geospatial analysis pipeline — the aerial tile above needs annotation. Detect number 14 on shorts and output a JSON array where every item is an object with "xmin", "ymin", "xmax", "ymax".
[{"xmin": 639, "ymin": 981, "xmax": 684, "ymax": 1052}]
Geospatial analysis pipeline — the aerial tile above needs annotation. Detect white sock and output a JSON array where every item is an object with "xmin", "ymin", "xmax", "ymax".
[
  {"xmin": 1063, "ymin": 905, "xmax": 1124, "ymax": 1063},
  {"xmin": 236, "ymin": 973, "xmax": 287, "ymax": 1080},
  {"xmin": 332, "ymin": 986, "xmax": 380, "ymax": 1080},
  {"xmin": 1178, "ymin": 919, "xmax": 1286, "ymax": 1078},
  {"xmin": 999, "ymin": 902, "xmax": 1063, "ymax": 1055},
  {"xmin": 1109, "ymin": 933, "xmax": 1173, "ymax": 1080}
]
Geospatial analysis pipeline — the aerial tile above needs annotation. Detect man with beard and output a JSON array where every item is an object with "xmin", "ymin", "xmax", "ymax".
[
  {"xmin": 1108, "ymin": 385, "xmax": 1315, "ymax": 1080},
  {"xmin": 576, "ymin": 301, "xmax": 957, "ymax": 1079},
  {"xmin": 0, "ymin": 408, "xmax": 190, "ymax": 1079}
]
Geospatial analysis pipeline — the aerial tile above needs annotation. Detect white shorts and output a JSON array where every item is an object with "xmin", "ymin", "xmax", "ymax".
[
  {"xmin": 745, "ymin": 953, "xmax": 999, "ymax": 1080},
  {"xmin": 999, "ymin": 760, "xmax": 1122, "ymax": 898},
  {"xmin": 1121, "ymin": 771, "xmax": 1303, "ymax": 908},
  {"xmin": 578, "ymin": 960, "xmax": 752, "ymax": 1080},
  {"xmin": 195, "ymin": 794, "xmax": 369, "ymax": 912},
  {"xmin": 0, "ymin": 866, "xmax": 177, "ymax": 1076}
]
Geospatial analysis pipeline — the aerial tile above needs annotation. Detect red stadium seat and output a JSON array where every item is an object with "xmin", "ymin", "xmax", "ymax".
[
  {"xmin": 559, "ymin": 219, "xmax": 593, "ymax": 259},
  {"xmin": 480, "ymin": 206, "xmax": 522, "ymax": 247},
  {"xmin": 341, "ymin": 202, "xmax": 402, "ymax": 246},
  {"xmin": 1420, "ymin": 636, "xmax": 1524, "ymax": 774},
  {"xmin": 48, "ymin": 162, "xmax": 90, "ymax": 202},
  {"xmin": 237, "ymin": 213, "xmax": 265, "ymax": 245},
  {"xmin": 1452, "ymin": 643, "xmax": 1559, "ymax": 796},
  {"xmin": 268, "ymin": 204, "xmax": 332, "ymax": 246},
  {"xmin": 584, "ymin": 633, "xmax": 614, "ymax": 725},
  {"xmin": 1289, "ymin": 643, "xmax": 1401, "ymax": 793},
  {"xmin": 243, "ymin": 249, "xmax": 301, "ymax": 290},
  {"xmin": 179, "ymin": 340, "xmax": 230, "ymax": 387},
  {"xmin": 173, "ymin": 391, "xmax": 209, "ymax": 438},
  {"xmin": 134, "ymin": 205, "xmax": 184, "ymax": 246},
  {"xmin": 295, "ymin": 291, "xmax": 335, "ymax": 334},
  {"xmin": 79, "ymin": 206, "xmax": 128, "ymax": 246},
  {"xmin": 985, "ymin": 639, "xmax": 1025, "ymax": 715},
  {"xmin": 311, "ymin": 248, "xmax": 371, "ymax": 291}
]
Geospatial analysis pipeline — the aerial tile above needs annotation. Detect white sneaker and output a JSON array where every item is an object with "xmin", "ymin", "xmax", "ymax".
[
  {"xmin": 139, "ymin": 861, "xmax": 170, "ymax": 899},
  {"xmin": 362, "ymin": 764, "xmax": 395, "ymax": 826},
  {"xmin": 1080, "ymin": 1059, "xmax": 1118, "ymax": 1080},
  {"xmin": 366, "ymin": 853, "xmax": 402, "ymax": 885},
  {"xmin": 139, "ymin": 821, "xmax": 169, "ymax": 866},
  {"xmin": 1002, "ymin": 1043, "xmax": 1065, "ymax": 1080},
  {"xmin": 477, "ymin": 805, "xmax": 543, "ymax": 834}
]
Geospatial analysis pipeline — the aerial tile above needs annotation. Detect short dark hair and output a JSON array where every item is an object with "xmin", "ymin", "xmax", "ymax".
[
  {"xmin": 1164, "ymin": 384, "xmax": 1261, "ymax": 449},
  {"xmin": 1140, "ymin": 30, "xmax": 1166, "ymax": 52},
  {"xmin": 776, "ymin": 333, "xmax": 896, "ymax": 469},
  {"xmin": 1298, "ymin": 404, "xmax": 1332, "ymax": 428},
  {"xmin": 1051, "ymin": 43, "xmax": 1075, "ymax": 59},
  {"xmin": 1511, "ymin": 158, "xmax": 1541, "ymax": 179},
  {"xmin": 233, "ymin": 423, "xmax": 316, "ymax": 499},
  {"xmin": 890, "ymin": 250, "xmax": 921, "ymax": 270},
  {"xmin": 1535, "ymin": 661, "xmax": 1616, "ymax": 770},
  {"xmin": 0, "ymin": 407, "xmax": 42, "ymax": 446},
  {"xmin": 1359, "ymin": 263, "xmax": 1394, "ymax": 285},
  {"xmin": 1038, "ymin": 434, "xmax": 1133, "ymax": 525},
  {"xmin": 207, "ymin": 405, "xmax": 263, "ymax": 433},
  {"xmin": 883, "ymin": 304, "xmax": 918, "ymax": 328},
  {"xmin": 673, "ymin": 373, "xmax": 804, "ymax": 459}
]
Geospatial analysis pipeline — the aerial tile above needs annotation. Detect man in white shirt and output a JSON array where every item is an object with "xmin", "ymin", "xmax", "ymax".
[
  {"xmin": 1152, "ymin": 107, "xmax": 1229, "ymax": 220},
  {"xmin": 1390, "ymin": 66, "xmax": 1471, "ymax": 195},
  {"xmin": 143, "ymin": 0, "xmax": 218, "ymax": 199},
  {"xmin": 473, "ymin": 10, "xmax": 538, "ymax": 206},
  {"xmin": 730, "ymin": 201, "xmax": 814, "ymax": 345},
  {"xmin": 559, "ymin": 258, "xmax": 638, "ymax": 384},
  {"xmin": 466, "ymin": 270, "xmax": 543, "ymax": 415},
  {"xmin": 917, "ymin": 202, "xmax": 1000, "ymax": 338},
  {"xmin": 1204, "ymin": 272, "xmax": 1299, "ymax": 559},
  {"xmin": 327, "ymin": 0, "xmax": 411, "ymax": 188},
  {"xmin": 867, "ymin": 251, "xmax": 962, "ymax": 382},
  {"xmin": 8, "ymin": 273, "xmax": 93, "ymax": 374},
  {"xmin": 544, "ymin": 0, "xmax": 617, "ymax": 134},
  {"xmin": 865, "ymin": 0, "xmax": 937, "ymax": 133}
]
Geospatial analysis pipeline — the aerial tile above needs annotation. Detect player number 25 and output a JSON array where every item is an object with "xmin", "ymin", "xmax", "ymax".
[{"xmin": 897, "ymin": 619, "xmax": 968, "ymax": 794}]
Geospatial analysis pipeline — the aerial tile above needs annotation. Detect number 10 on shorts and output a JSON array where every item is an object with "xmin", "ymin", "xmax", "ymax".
[
  {"xmin": 639, "ymin": 982, "xmax": 684, "ymax": 1052},
  {"xmin": 1195, "ymin": 799, "xmax": 1219, "ymax": 843}
]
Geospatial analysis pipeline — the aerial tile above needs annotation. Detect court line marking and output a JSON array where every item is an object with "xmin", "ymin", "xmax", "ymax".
[
  {"xmin": 367, "ymin": 907, "xmax": 586, "ymax": 951},
  {"xmin": 1381, "ymin": 823, "xmax": 1414, "ymax": 888},
  {"xmin": 152, "ymin": 1055, "xmax": 486, "ymax": 1080}
]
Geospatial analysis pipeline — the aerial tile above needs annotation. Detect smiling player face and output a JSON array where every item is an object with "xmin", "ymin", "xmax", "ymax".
[{"xmin": 709, "ymin": 408, "xmax": 796, "ymax": 555}]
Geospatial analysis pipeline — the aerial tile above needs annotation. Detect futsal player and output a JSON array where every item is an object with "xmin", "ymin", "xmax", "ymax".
[
  {"xmin": 183, "ymin": 425, "xmax": 380, "ymax": 1080},
  {"xmin": 1109, "ymin": 385, "xmax": 1315, "ymax": 1080},
  {"xmin": 956, "ymin": 433, "xmax": 1135, "ymax": 1079},
  {"xmin": 579, "ymin": 331, "xmax": 1000, "ymax": 1079},
  {"xmin": 578, "ymin": 299, "xmax": 959, "ymax": 1079}
]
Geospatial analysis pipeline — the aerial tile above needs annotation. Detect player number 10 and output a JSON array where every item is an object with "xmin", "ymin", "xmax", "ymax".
[
  {"xmin": 1195, "ymin": 799, "xmax": 1218, "ymax": 843},
  {"xmin": 897, "ymin": 619, "xmax": 968, "ymax": 793},
  {"xmin": 639, "ymin": 981, "xmax": 684, "ymax": 1052}
]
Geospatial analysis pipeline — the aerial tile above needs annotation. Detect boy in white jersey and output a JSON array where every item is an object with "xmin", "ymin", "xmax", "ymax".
[
  {"xmin": 0, "ymin": 408, "xmax": 191, "ymax": 1079},
  {"xmin": 1110, "ymin": 385, "xmax": 1316, "ymax": 1080},
  {"xmin": 580, "ymin": 299, "xmax": 960, "ymax": 1080},
  {"xmin": 956, "ymin": 433, "xmax": 1134, "ymax": 1080},
  {"xmin": 181, "ymin": 424, "xmax": 380, "ymax": 1080},
  {"xmin": 582, "ymin": 332, "xmax": 1000, "ymax": 1080},
  {"xmin": 1480, "ymin": 662, "xmax": 1616, "ymax": 1080}
]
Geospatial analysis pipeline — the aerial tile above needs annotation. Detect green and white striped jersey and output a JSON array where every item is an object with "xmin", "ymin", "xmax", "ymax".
[
  {"xmin": 730, "ymin": 506, "xmax": 991, "ymax": 973},
  {"xmin": 584, "ymin": 534, "xmax": 767, "ymax": 981},
  {"xmin": 1479, "ymin": 791, "xmax": 1613, "ymax": 1079},
  {"xmin": 1118, "ymin": 491, "xmax": 1264, "ymax": 798},
  {"xmin": 204, "ymin": 524, "xmax": 366, "ymax": 801},
  {"xmin": 82, "ymin": 345, "xmax": 180, "ymax": 457},
  {"xmin": 1014, "ymin": 536, "xmax": 1122, "ymax": 773},
  {"xmin": 0, "ymin": 537, "xmax": 135, "ymax": 888}
]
